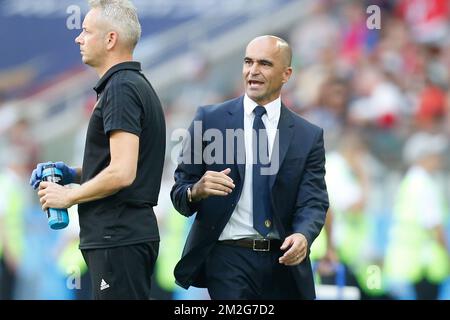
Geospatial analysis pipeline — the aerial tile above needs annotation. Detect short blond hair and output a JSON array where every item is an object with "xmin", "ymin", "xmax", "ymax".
[{"xmin": 88, "ymin": 0, "xmax": 141, "ymax": 50}]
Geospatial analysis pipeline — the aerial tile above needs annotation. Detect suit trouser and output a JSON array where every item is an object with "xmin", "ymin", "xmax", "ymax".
[
  {"xmin": 81, "ymin": 241, "xmax": 159, "ymax": 300},
  {"xmin": 205, "ymin": 242, "xmax": 302, "ymax": 300}
]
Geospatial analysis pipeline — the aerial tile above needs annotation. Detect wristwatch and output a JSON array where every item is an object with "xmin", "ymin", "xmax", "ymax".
[{"xmin": 187, "ymin": 187, "xmax": 193, "ymax": 203}]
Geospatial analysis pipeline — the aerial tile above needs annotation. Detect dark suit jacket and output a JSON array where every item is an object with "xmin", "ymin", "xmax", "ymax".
[{"xmin": 171, "ymin": 96, "xmax": 329, "ymax": 299}]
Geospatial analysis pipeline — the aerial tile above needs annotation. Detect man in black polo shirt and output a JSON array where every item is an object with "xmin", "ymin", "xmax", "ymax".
[{"xmin": 30, "ymin": 0, "xmax": 166, "ymax": 299}]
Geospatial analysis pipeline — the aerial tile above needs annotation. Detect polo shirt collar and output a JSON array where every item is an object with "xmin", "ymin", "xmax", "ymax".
[{"xmin": 94, "ymin": 61, "xmax": 141, "ymax": 94}]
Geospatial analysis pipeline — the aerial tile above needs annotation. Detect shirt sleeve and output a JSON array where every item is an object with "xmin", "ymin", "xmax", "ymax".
[
  {"xmin": 325, "ymin": 153, "xmax": 362, "ymax": 213},
  {"xmin": 102, "ymin": 79, "xmax": 143, "ymax": 137},
  {"xmin": 417, "ymin": 181, "xmax": 445, "ymax": 229},
  {"xmin": 0, "ymin": 193, "xmax": 6, "ymax": 217}
]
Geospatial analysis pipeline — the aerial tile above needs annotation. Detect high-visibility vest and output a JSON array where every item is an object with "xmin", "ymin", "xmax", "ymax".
[
  {"xmin": 384, "ymin": 167, "xmax": 449, "ymax": 284},
  {"xmin": 0, "ymin": 172, "xmax": 25, "ymax": 262},
  {"xmin": 57, "ymin": 238, "xmax": 88, "ymax": 276},
  {"xmin": 310, "ymin": 228, "xmax": 328, "ymax": 261},
  {"xmin": 56, "ymin": 205, "xmax": 87, "ymax": 276},
  {"xmin": 324, "ymin": 153, "xmax": 370, "ymax": 267},
  {"xmin": 324, "ymin": 153, "xmax": 386, "ymax": 296},
  {"xmin": 155, "ymin": 206, "xmax": 190, "ymax": 292}
]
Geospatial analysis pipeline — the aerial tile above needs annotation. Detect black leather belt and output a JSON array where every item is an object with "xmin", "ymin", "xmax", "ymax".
[{"xmin": 219, "ymin": 238, "xmax": 281, "ymax": 252}]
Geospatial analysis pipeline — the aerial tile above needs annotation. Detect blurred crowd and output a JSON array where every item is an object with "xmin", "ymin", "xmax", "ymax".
[
  {"xmin": 1, "ymin": 0, "xmax": 449, "ymax": 299},
  {"xmin": 289, "ymin": 0, "xmax": 450, "ymax": 300}
]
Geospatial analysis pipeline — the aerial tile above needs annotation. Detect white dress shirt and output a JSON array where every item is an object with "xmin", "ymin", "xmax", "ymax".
[{"xmin": 219, "ymin": 94, "xmax": 281, "ymax": 240}]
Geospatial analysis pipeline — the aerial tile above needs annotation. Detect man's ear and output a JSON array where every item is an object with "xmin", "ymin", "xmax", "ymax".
[
  {"xmin": 106, "ymin": 31, "xmax": 118, "ymax": 50},
  {"xmin": 282, "ymin": 67, "xmax": 293, "ymax": 84}
]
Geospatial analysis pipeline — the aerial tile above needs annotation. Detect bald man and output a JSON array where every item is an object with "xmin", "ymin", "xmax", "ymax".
[{"xmin": 171, "ymin": 36, "xmax": 328, "ymax": 299}]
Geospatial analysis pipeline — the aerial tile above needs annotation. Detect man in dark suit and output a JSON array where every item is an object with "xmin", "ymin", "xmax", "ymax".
[{"xmin": 171, "ymin": 35, "xmax": 328, "ymax": 299}]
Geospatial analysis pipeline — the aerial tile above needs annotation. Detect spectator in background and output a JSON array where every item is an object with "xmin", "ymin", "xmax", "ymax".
[
  {"xmin": 384, "ymin": 132, "xmax": 449, "ymax": 300},
  {"xmin": 415, "ymin": 81, "xmax": 447, "ymax": 131},
  {"xmin": 0, "ymin": 146, "xmax": 31, "ymax": 299},
  {"xmin": 339, "ymin": 0, "xmax": 372, "ymax": 65},
  {"xmin": 302, "ymin": 77, "xmax": 349, "ymax": 147},
  {"xmin": 309, "ymin": 208, "xmax": 340, "ymax": 289},
  {"xmin": 290, "ymin": 0, "xmax": 340, "ymax": 68},
  {"xmin": 30, "ymin": 0, "xmax": 166, "ymax": 300},
  {"xmin": 324, "ymin": 130, "xmax": 389, "ymax": 298},
  {"xmin": 395, "ymin": 0, "xmax": 449, "ymax": 45},
  {"xmin": 349, "ymin": 66, "xmax": 405, "ymax": 129},
  {"xmin": 8, "ymin": 119, "xmax": 39, "ymax": 173}
]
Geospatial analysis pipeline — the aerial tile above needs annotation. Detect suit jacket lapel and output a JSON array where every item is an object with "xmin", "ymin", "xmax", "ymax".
[
  {"xmin": 269, "ymin": 104, "xmax": 294, "ymax": 188},
  {"xmin": 227, "ymin": 97, "xmax": 245, "ymax": 181}
]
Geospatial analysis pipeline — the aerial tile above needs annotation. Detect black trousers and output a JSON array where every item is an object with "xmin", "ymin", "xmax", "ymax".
[
  {"xmin": 205, "ymin": 242, "xmax": 302, "ymax": 300},
  {"xmin": 81, "ymin": 242, "xmax": 159, "ymax": 300},
  {"xmin": 0, "ymin": 257, "xmax": 16, "ymax": 300}
]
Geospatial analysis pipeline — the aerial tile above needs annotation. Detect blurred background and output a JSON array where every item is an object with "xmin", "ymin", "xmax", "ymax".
[{"xmin": 0, "ymin": 0, "xmax": 449, "ymax": 300}]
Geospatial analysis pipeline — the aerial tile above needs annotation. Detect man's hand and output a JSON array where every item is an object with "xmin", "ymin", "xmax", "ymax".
[
  {"xmin": 317, "ymin": 247, "xmax": 339, "ymax": 276},
  {"xmin": 29, "ymin": 161, "xmax": 77, "ymax": 189},
  {"xmin": 38, "ymin": 181, "xmax": 74, "ymax": 211},
  {"xmin": 191, "ymin": 168, "xmax": 235, "ymax": 201},
  {"xmin": 279, "ymin": 233, "xmax": 308, "ymax": 266}
]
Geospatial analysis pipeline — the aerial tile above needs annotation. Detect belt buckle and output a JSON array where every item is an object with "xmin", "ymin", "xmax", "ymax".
[{"xmin": 253, "ymin": 239, "xmax": 270, "ymax": 251}]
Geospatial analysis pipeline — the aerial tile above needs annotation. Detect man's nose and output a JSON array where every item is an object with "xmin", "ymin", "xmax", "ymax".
[
  {"xmin": 250, "ymin": 63, "xmax": 260, "ymax": 75},
  {"xmin": 75, "ymin": 34, "xmax": 82, "ymax": 44}
]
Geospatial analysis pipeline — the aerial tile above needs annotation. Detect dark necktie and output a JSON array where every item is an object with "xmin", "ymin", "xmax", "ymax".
[{"xmin": 252, "ymin": 105, "xmax": 272, "ymax": 237}]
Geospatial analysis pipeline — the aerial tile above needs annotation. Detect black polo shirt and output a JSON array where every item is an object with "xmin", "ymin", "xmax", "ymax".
[{"xmin": 78, "ymin": 61, "xmax": 166, "ymax": 249}]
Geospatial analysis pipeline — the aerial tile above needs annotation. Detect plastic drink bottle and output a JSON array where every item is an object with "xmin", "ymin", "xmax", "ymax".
[{"xmin": 41, "ymin": 163, "xmax": 69, "ymax": 229}]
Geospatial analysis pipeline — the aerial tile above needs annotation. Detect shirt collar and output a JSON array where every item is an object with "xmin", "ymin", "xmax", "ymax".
[
  {"xmin": 243, "ymin": 94, "xmax": 281, "ymax": 122},
  {"xmin": 93, "ymin": 61, "xmax": 141, "ymax": 94}
]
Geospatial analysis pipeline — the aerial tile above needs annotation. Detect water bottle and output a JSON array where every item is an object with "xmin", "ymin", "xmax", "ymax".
[{"xmin": 41, "ymin": 163, "xmax": 69, "ymax": 230}]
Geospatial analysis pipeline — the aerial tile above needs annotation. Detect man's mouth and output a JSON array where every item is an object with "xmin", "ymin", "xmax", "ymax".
[{"xmin": 248, "ymin": 80, "xmax": 264, "ymax": 88}]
